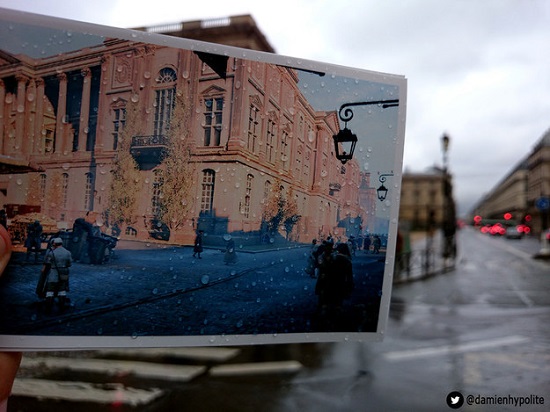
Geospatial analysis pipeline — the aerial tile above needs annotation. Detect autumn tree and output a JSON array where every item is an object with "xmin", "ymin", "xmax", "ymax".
[
  {"xmin": 262, "ymin": 180, "xmax": 301, "ymax": 240},
  {"xmin": 107, "ymin": 101, "xmax": 142, "ymax": 229},
  {"xmin": 155, "ymin": 91, "xmax": 196, "ymax": 232}
]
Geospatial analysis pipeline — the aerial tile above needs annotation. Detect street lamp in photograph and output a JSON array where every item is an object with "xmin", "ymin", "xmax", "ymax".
[
  {"xmin": 332, "ymin": 99, "xmax": 399, "ymax": 165},
  {"xmin": 441, "ymin": 132, "xmax": 457, "ymax": 262},
  {"xmin": 377, "ymin": 172, "xmax": 394, "ymax": 201}
]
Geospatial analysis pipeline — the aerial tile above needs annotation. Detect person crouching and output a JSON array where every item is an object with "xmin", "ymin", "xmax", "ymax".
[{"xmin": 43, "ymin": 237, "xmax": 72, "ymax": 312}]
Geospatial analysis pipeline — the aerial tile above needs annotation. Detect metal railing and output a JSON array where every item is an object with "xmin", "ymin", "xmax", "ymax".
[{"xmin": 393, "ymin": 231, "xmax": 456, "ymax": 283}]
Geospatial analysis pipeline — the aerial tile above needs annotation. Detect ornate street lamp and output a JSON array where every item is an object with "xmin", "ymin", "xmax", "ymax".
[
  {"xmin": 332, "ymin": 99, "xmax": 399, "ymax": 165},
  {"xmin": 333, "ymin": 127, "xmax": 357, "ymax": 164},
  {"xmin": 377, "ymin": 184, "xmax": 388, "ymax": 201},
  {"xmin": 377, "ymin": 172, "xmax": 394, "ymax": 201}
]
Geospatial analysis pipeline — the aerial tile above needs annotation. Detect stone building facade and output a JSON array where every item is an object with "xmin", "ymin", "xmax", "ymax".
[
  {"xmin": 0, "ymin": 35, "xmax": 368, "ymax": 245},
  {"xmin": 472, "ymin": 130, "xmax": 550, "ymax": 234},
  {"xmin": 399, "ymin": 168, "xmax": 449, "ymax": 231}
]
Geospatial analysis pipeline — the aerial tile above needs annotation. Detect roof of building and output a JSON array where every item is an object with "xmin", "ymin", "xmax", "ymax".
[{"xmin": 133, "ymin": 15, "xmax": 275, "ymax": 53}]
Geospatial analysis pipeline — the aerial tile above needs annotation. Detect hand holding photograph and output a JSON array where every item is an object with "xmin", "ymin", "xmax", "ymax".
[{"xmin": 0, "ymin": 7, "xmax": 406, "ymax": 349}]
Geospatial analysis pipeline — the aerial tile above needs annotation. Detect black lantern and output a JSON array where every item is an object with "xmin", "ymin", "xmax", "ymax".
[
  {"xmin": 377, "ymin": 184, "xmax": 388, "ymax": 201},
  {"xmin": 333, "ymin": 127, "xmax": 357, "ymax": 165},
  {"xmin": 376, "ymin": 172, "xmax": 394, "ymax": 201}
]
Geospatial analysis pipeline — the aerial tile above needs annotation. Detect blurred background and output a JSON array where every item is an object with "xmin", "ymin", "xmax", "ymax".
[{"xmin": 1, "ymin": 1, "xmax": 549, "ymax": 411}]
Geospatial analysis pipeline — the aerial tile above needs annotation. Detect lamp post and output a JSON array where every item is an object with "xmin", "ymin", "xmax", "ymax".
[
  {"xmin": 377, "ymin": 172, "xmax": 394, "ymax": 201},
  {"xmin": 441, "ymin": 133, "xmax": 456, "ymax": 262},
  {"xmin": 332, "ymin": 99, "xmax": 399, "ymax": 165}
]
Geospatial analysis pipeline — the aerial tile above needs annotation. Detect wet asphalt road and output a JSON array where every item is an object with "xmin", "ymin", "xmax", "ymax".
[{"xmin": 7, "ymin": 228, "xmax": 550, "ymax": 411}]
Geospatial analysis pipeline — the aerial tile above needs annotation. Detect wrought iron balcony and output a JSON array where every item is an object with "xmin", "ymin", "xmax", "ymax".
[{"xmin": 130, "ymin": 135, "xmax": 169, "ymax": 170}]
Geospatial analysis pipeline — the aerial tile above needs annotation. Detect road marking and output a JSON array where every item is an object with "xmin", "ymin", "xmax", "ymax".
[
  {"xmin": 464, "ymin": 352, "xmax": 550, "ymax": 385},
  {"xmin": 21, "ymin": 357, "xmax": 206, "ymax": 381},
  {"xmin": 209, "ymin": 360, "xmax": 303, "ymax": 376},
  {"xmin": 12, "ymin": 378, "xmax": 163, "ymax": 406},
  {"xmin": 477, "ymin": 234, "xmax": 549, "ymax": 270},
  {"xmin": 384, "ymin": 335, "xmax": 529, "ymax": 362},
  {"xmin": 96, "ymin": 347, "xmax": 241, "ymax": 363}
]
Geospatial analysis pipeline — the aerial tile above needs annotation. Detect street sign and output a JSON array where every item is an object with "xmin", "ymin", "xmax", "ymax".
[
  {"xmin": 535, "ymin": 197, "xmax": 550, "ymax": 211},
  {"xmin": 0, "ymin": 8, "xmax": 406, "ymax": 349}
]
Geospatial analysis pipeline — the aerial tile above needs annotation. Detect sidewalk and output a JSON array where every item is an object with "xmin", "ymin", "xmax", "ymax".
[{"xmin": 392, "ymin": 230, "xmax": 457, "ymax": 284}]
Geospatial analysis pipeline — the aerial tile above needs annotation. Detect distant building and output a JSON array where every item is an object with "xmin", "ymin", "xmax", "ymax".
[
  {"xmin": 471, "ymin": 130, "xmax": 550, "ymax": 234},
  {"xmin": 399, "ymin": 167, "xmax": 451, "ymax": 231},
  {"xmin": 133, "ymin": 15, "xmax": 276, "ymax": 53},
  {"xmin": 0, "ymin": 18, "xmax": 365, "ymax": 245}
]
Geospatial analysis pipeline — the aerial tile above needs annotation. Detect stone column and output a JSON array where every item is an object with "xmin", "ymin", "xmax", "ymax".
[
  {"xmin": 15, "ymin": 74, "xmax": 28, "ymax": 154},
  {"xmin": 33, "ymin": 78, "xmax": 45, "ymax": 154},
  {"xmin": 94, "ymin": 56, "xmax": 110, "ymax": 152},
  {"xmin": 55, "ymin": 72, "xmax": 68, "ymax": 154},
  {"xmin": 78, "ymin": 68, "xmax": 92, "ymax": 152}
]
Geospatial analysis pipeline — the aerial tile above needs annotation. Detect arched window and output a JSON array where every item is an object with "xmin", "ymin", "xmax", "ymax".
[
  {"xmin": 264, "ymin": 180, "xmax": 272, "ymax": 200},
  {"xmin": 154, "ymin": 67, "xmax": 177, "ymax": 137},
  {"xmin": 200, "ymin": 169, "xmax": 215, "ymax": 215}
]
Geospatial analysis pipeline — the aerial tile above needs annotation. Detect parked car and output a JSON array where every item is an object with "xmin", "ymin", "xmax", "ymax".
[{"xmin": 505, "ymin": 225, "xmax": 523, "ymax": 239}]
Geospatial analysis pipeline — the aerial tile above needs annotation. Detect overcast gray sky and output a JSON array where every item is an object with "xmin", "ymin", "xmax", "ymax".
[{"xmin": 2, "ymin": 0, "xmax": 549, "ymax": 215}]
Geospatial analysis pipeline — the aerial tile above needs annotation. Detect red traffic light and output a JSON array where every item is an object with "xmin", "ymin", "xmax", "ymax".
[
  {"xmin": 473, "ymin": 215, "xmax": 482, "ymax": 224},
  {"xmin": 504, "ymin": 213, "xmax": 512, "ymax": 220}
]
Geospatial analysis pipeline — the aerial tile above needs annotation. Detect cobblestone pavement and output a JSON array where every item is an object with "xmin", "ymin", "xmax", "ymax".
[{"xmin": 0, "ymin": 241, "xmax": 385, "ymax": 339}]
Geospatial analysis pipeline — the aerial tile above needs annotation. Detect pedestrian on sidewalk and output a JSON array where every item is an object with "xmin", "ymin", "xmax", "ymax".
[
  {"xmin": 41, "ymin": 237, "xmax": 72, "ymax": 312},
  {"xmin": 25, "ymin": 220, "xmax": 42, "ymax": 263},
  {"xmin": 372, "ymin": 235, "xmax": 381, "ymax": 254},
  {"xmin": 315, "ymin": 242, "xmax": 354, "ymax": 330},
  {"xmin": 363, "ymin": 235, "xmax": 371, "ymax": 254},
  {"xmin": 305, "ymin": 238, "xmax": 319, "ymax": 277},
  {"xmin": 223, "ymin": 235, "xmax": 238, "ymax": 265},
  {"xmin": 193, "ymin": 230, "xmax": 204, "ymax": 259}
]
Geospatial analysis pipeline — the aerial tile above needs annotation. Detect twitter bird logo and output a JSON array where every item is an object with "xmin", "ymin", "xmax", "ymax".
[{"xmin": 446, "ymin": 391, "xmax": 464, "ymax": 409}]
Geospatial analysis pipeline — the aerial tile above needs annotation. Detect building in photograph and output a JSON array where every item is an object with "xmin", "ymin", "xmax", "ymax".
[{"xmin": 0, "ymin": 32, "xmax": 367, "ymax": 246}]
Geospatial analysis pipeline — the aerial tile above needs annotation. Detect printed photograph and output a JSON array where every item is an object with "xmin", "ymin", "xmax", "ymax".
[{"xmin": 0, "ymin": 11, "xmax": 406, "ymax": 348}]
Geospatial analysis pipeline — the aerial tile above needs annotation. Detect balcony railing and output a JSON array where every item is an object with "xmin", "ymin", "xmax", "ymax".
[
  {"xmin": 130, "ymin": 135, "xmax": 169, "ymax": 170},
  {"xmin": 131, "ymin": 135, "xmax": 169, "ymax": 147}
]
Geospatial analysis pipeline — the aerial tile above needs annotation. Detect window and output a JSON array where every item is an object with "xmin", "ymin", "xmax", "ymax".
[
  {"xmin": 266, "ymin": 119, "xmax": 276, "ymax": 163},
  {"xmin": 244, "ymin": 174, "xmax": 253, "ymax": 218},
  {"xmin": 280, "ymin": 130, "xmax": 289, "ymax": 170},
  {"xmin": 154, "ymin": 68, "xmax": 177, "ymax": 137},
  {"xmin": 84, "ymin": 173, "xmax": 94, "ymax": 211},
  {"xmin": 295, "ymin": 148, "xmax": 302, "ymax": 178},
  {"xmin": 39, "ymin": 174, "xmax": 47, "ymax": 203},
  {"xmin": 203, "ymin": 98, "xmax": 223, "ymax": 146},
  {"xmin": 247, "ymin": 105, "xmax": 259, "ymax": 154},
  {"xmin": 112, "ymin": 107, "xmax": 126, "ymax": 150},
  {"xmin": 264, "ymin": 180, "xmax": 271, "ymax": 201},
  {"xmin": 62, "ymin": 173, "xmax": 69, "ymax": 209},
  {"xmin": 152, "ymin": 169, "xmax": 164, "ymax": 217},
  {"xmin": 200, "ymin": 169, "xmax": 215, "ymax": 215}
]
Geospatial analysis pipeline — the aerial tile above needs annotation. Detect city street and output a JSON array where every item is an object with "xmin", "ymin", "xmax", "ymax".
[
  {"xmin": 0, "ymin": 240, "xmax": 385, "ymax": 337},
  {"xmin": 7, "ymin": 227, "xmax": 550, "ymax": 411}
]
